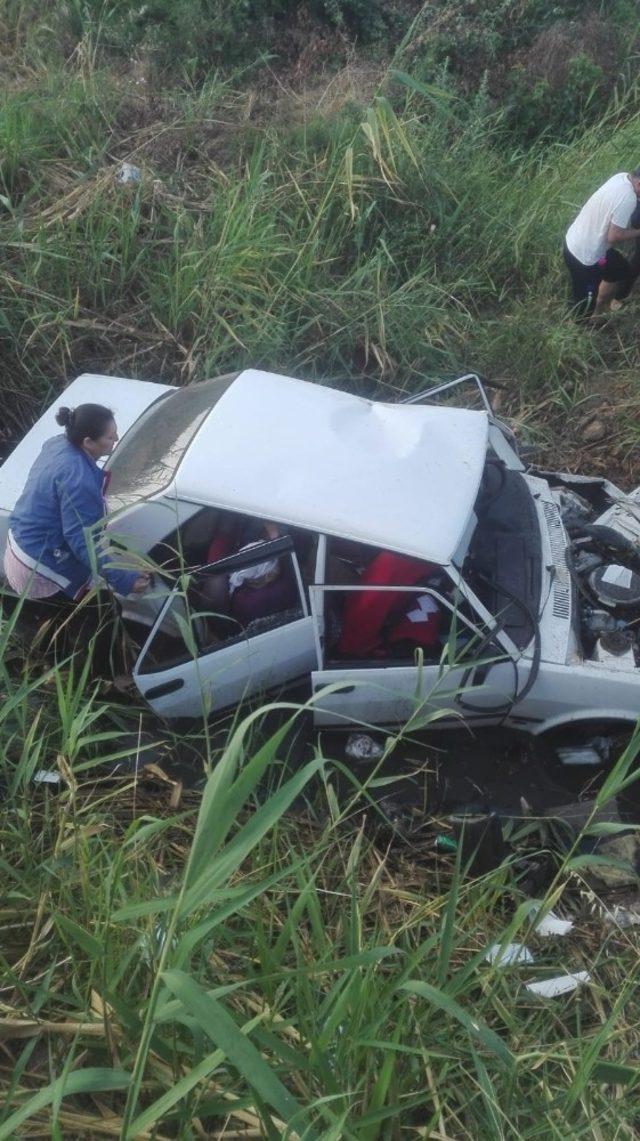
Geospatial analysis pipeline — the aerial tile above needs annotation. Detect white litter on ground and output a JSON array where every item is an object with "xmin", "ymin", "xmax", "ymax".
[
  {"xmin": 485, "ymin": 942, "xmax": 534, "ymax": 966},
  {"xmin": 32, "ymin": 770, "xmax": 61, "ymax": 785},
  {"xmin": 533, "ymin": 910, "xmax": 574, "ymax": 937},
  {"xmin": 525, "ymin": 971, "xmax": 591, "ymax": 998},
  {"xmin": 345, "ymin": 733, "xmax": 384, "ymax": 763},
  {"xmin": 600, "ymin": 904, "xmax": 640, "ymax": 929}
]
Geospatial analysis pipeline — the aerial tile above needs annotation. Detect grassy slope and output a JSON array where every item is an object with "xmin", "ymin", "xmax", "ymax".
[
  {"xmin": 2, "ymin": 647, "xmax": 640, "ymax": 1138},
  {"xmin": 2, "ymin": 5, "xmax": 640, "ymax": 1137},
  {"xmin": 2, "ymin": 48, "xmax": 640, "ymax": 479}
]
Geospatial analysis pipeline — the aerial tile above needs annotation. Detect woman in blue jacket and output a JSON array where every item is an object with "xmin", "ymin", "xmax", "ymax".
[{"xmin": 4, "ymin": 403, "xmax": 149, "ymax": 601}]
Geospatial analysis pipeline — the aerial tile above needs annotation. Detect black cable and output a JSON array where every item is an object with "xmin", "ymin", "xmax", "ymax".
[{"xmin": 456, "ymin": 571, "xmax": 542, "ymax": 716}]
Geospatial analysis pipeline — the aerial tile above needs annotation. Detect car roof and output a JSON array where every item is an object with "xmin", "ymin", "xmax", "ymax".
[{"xmin": 172, "ymin": 369, "xmax": 489, "ymax": 565}]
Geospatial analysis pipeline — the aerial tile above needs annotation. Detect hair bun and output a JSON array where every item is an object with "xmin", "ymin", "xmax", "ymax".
[{"xmin": 55, "ymin": 406, "xmax": 74, "ymax": 428}]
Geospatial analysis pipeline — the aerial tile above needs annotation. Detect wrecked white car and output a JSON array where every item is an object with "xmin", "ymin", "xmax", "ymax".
[{"xmin": 2, "ymin": 368, "xmax": 640, "ymax": 748}]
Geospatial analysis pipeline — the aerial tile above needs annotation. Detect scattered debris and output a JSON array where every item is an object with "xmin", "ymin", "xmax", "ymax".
[
  {"xmin": 600, "ymin": 902, "xmax": 640, "ymax": 928},
  {"xmin": 434, "ymin": 833, "xmax": 458, "ymax": 853},
  {"xmin": 532, "ymin": 909, "xmax": 574, "ymax": 937},
  {"xmin": 345, "ymin": 732, "xmax": 384, "ymax": 763},
  {"xmin": 486, "ymin": 942, "xmax": 534, "ymax": 966},
  {"xmin": 32, "ymin": 769, "xmax": 61, "ymax": 785},
  {"xmin": 111, "ymin": 673, "xmax": 139, "ymax": 696},
  {"xmin": 168, "ymin": 778, "xmax": 183, "ymax": 809},
  {"xmin": 116, "ymin": 162, "xmax": 141, "ymax": 185},
  {"xmin": 556, "ymin": 741, "xmax": 609, "ymax": 766},
  {"xmin": 525, "ymin": 971, "xmax": 591, "ymax": 998},
  {"xmin": 580, "ymin": 419, "xmax": 607, "ymax": 443},
  {"xmin": 375, "ymin": 795, "xmax": 416, "ymax": 837}
]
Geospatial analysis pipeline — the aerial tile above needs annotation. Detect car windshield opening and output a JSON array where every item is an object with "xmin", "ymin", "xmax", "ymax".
[
  {"xmin": 106, "ymin": 373, "xmax": 238, "ymax": 509},
  {"xmin": 464, "ymin": 464, "xmax": 542, "ymax": 650}
]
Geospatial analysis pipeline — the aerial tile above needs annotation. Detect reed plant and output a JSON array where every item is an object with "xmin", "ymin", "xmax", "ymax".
[
  {"xmin": 1, "ymin": 606, "xmax": 639, "ymax": 1137},
  {"xmin": 1, "ymin": 56, "xmax": 640, "ymax": 450},
  {"xmin": 2, "ymin": 9, "xmax": 640, "ymax": 1135}
]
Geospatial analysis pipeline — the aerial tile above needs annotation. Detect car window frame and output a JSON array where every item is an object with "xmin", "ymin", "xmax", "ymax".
[
  {"xmin": 310, "ymin": 580, "xmax": 509, "ymax": 670},
  {"xmin": 135, "ymin": 535, "xmax": 308, "ymax": 675}
]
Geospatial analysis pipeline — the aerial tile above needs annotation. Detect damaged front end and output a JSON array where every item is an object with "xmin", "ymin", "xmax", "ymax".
[{"xmin": 539, "ymin": 470, "xmax": 640, "ymax": 674}]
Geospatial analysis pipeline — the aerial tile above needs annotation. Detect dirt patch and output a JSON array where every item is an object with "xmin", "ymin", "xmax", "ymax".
[{"xmin": 552, "ymin": 378, "xmax": 640, "ymax": 490}]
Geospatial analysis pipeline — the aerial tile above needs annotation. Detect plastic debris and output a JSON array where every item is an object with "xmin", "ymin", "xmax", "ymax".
[
  {"xmin": 33, "ymin": 770, "xmax": 61, "ymax": 785},
  {"xmin": 376, "ymin": 795, "xmax": 414, "ymax": 836},
  {"xmin": 532, "ymin": 909, "xmax": 574, "ymax": 938},
  {"xmin": 525, "ymin": 971, "xmax": 590, "ymax": 997},
  {"xmin": 116, "ymin": 162, "xmax": 141, "ymax": 185},
  {"xmin": 486, "ymin": 942, "xmax": 534, "ymax": 966},
  {"xmin": 600, "ymin": 903, "xmax": 640, "ymax": 928},
  {"xmin": 556, "ymin": 743, "xmax": 607, "ymax": 766},
  {"xmin": 435, "ymin": 834, "xmax": 458, "ymax": 853},
  {"xmin": 345, "ymin": 733, "xmax": 384, "ymax": 763}
]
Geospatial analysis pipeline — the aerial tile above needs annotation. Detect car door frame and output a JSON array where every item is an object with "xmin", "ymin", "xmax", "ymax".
[
  {"xmin": 132, "ymin": 535, "xmax": 316, "ymax": 719},
  {"xmin": 309, "ymin": 551, "xmax": 525, "ymax": 729}
]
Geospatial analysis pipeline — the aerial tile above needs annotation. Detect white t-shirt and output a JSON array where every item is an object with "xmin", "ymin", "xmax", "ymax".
[{"xmin": 565, "ymin": 172, "xmax": 637, "ymax": 265}]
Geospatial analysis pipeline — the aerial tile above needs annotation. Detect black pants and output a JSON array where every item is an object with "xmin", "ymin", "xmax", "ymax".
[
  {"xmin": 614, "ymin": 239, "xmax": 640, "ymax": 300},
  {"xmin": 563, "ymin": 242, "xmax": 632, "ymax": 318}
]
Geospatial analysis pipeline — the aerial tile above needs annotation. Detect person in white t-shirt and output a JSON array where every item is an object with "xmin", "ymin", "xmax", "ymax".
[{"xmin": 563, "ymin": 169, "xmax": 640, "ymax": 317}]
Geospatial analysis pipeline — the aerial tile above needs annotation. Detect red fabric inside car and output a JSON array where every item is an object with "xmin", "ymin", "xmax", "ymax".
[
  {"xmin": 206, "ymin": 531, "xmax": 235, "ymax": 564},
  {"xmin": 336, "ymin": 551, "xmax": 438, "ymax": 657}
]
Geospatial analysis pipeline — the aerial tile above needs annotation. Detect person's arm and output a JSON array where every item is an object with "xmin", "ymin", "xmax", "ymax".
[
  {"xmin": 56, "ymin": 467, "xmax": 144, "ymax": 595},
  {"xmin": 607, "ymin": 221, "xmax": 640, "ymax": 244}
]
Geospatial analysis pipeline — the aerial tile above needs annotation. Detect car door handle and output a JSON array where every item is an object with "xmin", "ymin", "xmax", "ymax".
[{"xmin": 142, "ymin": 678, "xmax": 185, "ymax": 699}]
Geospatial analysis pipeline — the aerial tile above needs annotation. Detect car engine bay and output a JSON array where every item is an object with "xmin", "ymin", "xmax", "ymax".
[{"xmin": 546, "ymin": 474, "xmax": 640, "ymax": 672}]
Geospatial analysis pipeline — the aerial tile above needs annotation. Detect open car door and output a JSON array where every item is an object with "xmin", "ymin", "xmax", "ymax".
[
  {"xmin": 133, "ymin": 537, "xmax": 316, "ymax": 719},
  {"xmin": 309, "ymin": 581, "xmax": 524, "ymax": 730}
]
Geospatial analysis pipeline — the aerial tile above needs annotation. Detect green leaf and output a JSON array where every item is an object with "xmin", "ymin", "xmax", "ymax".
[
  {"xmin": 399, "ymin": 980, "xmax": 515, "ymax": 1069},
  {"xmin": 583, "ymin": 822, "xmax": 640, "ymax": 837},
  {"xmin": 591, "ymin": 1060, "xmax": 640, "ymax": 1086},
  {"xmin": 161, "ymin": 970, "xmax": 316, "ymax": 1136},
  {"xmin": 0, "ymin": 1068, "xmax": 130, "ymax": 1140},
  {"xmin": 174, "ymin": 857, "xmax": 308, "ymax": 965},
  {"xmin": 112, "ymin": 894, "xmax": 178, "ymax": 921},
  {"xmin": 184, "ymin": 707, "xmax": 292, "ymax": 885},
  {"xmin": 185, "ymin": 708, "xmax": 297, "ymax": 886},
  {"xmin": 389, "ymin": 69, "xmax": 456, "ymax": 105},
  {"xmin": 179, "ymin": 757, "xmax": 325, "ymax": 918},
  {"xmin": 54, "ymin": 913, "xmax": 103, "ymax": 960},
  {"xmin": 565, "ymin": 853, "xmax": 637, "ymax": 876},
  {"xmin": 129, "ymin": 1045, "xmax": 225, "ymax": 1134}
]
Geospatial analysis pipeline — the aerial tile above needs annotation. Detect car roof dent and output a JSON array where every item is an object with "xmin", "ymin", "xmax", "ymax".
[{"xmin": 173, "ymin": 369, "xmax": 489, "ymax": 565}]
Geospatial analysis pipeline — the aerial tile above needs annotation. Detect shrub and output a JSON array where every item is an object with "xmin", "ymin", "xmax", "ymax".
[{"xmin": 504, "ymin": 52, "xmax": 606, "ymax": 143}]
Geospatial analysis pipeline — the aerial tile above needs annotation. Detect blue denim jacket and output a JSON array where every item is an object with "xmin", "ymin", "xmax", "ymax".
[{"xmin": 9, "ymin": 435, "xmax": 139, "ymax": 598}]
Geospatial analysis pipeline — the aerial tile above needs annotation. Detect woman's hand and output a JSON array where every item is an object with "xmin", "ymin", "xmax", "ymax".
[{"xmin": 131, "ymin": 573, "xmax": 152, "ymax": 593}]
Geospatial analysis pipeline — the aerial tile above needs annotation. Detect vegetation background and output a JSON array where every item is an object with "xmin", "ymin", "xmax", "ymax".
[{"xmin": 2, "ymin": 1, "xmax": 640, "ymax": 1137}]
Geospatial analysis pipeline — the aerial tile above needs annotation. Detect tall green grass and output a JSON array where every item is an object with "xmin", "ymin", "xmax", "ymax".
[
  {"xmin": 2, "ymin": 16, "xmax": 640, "ymax": 1137},
  {"xmin": 2, "ymin": 59, "xmax": 640, "ymax": 447},
  {"xmin": 0, "ymin": 605, "xmax": 639, "ymax": 1136},
  {"xmin": 2, "ymin": 705, "xmax": 640, "ymax": 1132}
]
